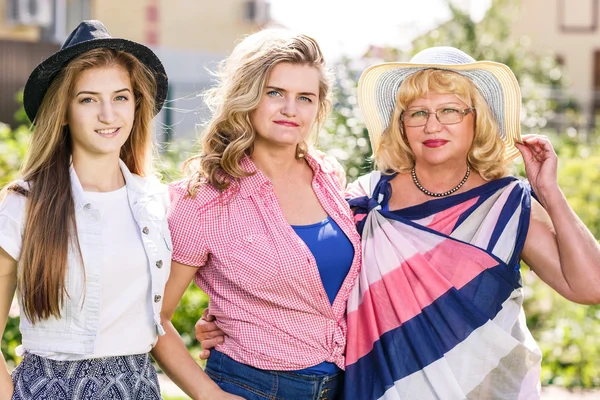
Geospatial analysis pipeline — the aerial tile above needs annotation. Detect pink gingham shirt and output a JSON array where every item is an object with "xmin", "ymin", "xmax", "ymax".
[{"xmin": 167, "ymin": 153, "xmax": 361, "ymax": 370}]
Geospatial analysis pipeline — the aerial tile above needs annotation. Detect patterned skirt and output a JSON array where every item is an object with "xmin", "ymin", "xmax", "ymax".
[{"xmin": 11, "ymin": 352, "xmax": 162, "ymax": 400}]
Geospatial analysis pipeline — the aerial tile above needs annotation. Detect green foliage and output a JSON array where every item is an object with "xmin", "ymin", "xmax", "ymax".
[
  {"xmin": 13, "ymin": 91, "xmax": 29, "ymax": 126},
  {"xmin": 170, "ymin": 283, "xmax": 209, "ymax": 359},
  {"xmin": 2, "ymin": 1, "xmax": 600, "ymax": 387},
  {"xmin": 522, "ymin": 138, "xmax": 600, "ymax": 388},
  {"xmin": 0, "ymin": 124, "xmax": 30, "ymax": 187},
  {"xmin": 524, "ymin": 280, "xmax": 600, "ymax": 388},
  {"xmin": 155, "ymin": 140, "xmax": 208, "ymax": 362},
  {"xmin": 1, "ymin": 311, "xmax": 21, "ymax": 370},
  {"xmin": 155, "ymin": 137, "xmax": 198, "ymax": 184},
  {"xmin": 320, "ymin": 59, "xmax": 373, "ymax": 180}
]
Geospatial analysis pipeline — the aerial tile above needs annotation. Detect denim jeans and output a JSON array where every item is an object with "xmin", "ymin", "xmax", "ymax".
[{"xmin": 205, "ymin": 350, "xmax": 344, "ymax": 400}]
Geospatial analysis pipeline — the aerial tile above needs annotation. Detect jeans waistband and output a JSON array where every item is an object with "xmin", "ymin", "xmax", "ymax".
[{"xmin": 206, "ymin": 350, "xmax": 344, "ymax": 399}]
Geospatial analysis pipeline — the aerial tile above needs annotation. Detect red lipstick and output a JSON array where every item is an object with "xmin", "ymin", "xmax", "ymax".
[
  {"xmin": 273, "ymin": 120, "xmax": 299, "ymax": 127},
  {"xmin": 423, "ymin": 139, "xmax": 448, "ymax": 148}
]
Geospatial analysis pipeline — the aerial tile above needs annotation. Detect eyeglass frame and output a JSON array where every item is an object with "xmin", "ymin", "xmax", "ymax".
[{"xmin": 401, "ymin": 107, "xmax": 476, "ymax": 127}]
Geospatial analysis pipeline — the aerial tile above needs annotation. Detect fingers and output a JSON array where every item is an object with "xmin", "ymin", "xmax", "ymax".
[
  {"xmin": 521, "ymin": 135, "xmax": 555, "ymax": 152},
  {"xmin": 198, "ymin": 349, "xmax": 211, "ymax": 360},
  {"xmin": 517, "ymin": 135, "xmax": 556, "ymax": 161},
  {"xmin": 195, "ymin": 320, "xmax": 223, "ymax": 338},
  {"xmin": 201, "ymin": 336, "xmax": 224, "ymax": 350},
  {"xmin": 515, "ymin": 142, "xmax": 536, "ymax": 164},
  {"xmin": 201, "ymin": 307, "xmax": 215, "ymax": 322}
]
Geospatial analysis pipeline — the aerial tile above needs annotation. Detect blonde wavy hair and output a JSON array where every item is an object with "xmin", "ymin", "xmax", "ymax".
[
  {"xmin": 185, "ymin": 28, "xmax": 334, "ymax": 194},
  {"xmin": 375, "ymin": 69, "xmax": 509, "ymax": 180}
]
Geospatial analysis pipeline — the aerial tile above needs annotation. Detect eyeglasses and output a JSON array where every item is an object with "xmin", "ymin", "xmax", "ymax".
[{"xmin": 401, "ymin": 107, "xmax": 475, "ymax": 127}]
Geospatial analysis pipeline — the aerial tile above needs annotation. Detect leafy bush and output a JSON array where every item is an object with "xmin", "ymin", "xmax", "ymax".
[
  {"xmin": 522, "ymin": 138, "xmax": 600, "ymax": 387},
  {"xmin": 0, "ymin": 124, "xmax": 30, "ymax": 188}
]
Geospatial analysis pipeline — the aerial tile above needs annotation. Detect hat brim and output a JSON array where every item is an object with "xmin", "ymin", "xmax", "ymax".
[
  {"xmin": 24, "ymin": 38, "xmax": 168, "ymax": 123},
  {"xmin": 358, "ymin": 60, "xmax": 522, "ymax": 162}
]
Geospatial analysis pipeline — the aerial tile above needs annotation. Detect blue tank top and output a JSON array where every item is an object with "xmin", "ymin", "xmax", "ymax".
[{"xmin": 291, "ymin": 216, "xmax": 354, "ymax": 375}]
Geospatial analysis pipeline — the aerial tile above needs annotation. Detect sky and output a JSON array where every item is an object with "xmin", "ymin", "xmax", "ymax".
[{"xmin": 268, "ymin": 0, "xmax": 492, "ymax": 60}]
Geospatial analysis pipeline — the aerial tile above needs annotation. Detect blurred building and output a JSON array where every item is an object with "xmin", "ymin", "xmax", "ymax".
[
  {"xmin": 511, "ymin": 0, "xmax": 600, "ymax": 126},
  {"xmin": 0, "ymin": 0, "xmax": 271, "ymax": 142}
]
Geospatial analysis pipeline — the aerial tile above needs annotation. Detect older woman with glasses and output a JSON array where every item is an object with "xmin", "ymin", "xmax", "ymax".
[
  {"xmin": 193, "ymin": 46, "xmax": 600, "ymax": 400},
  {"xmin": 344, "ymin": 46, "xmax": 600, "ymax": 400}
]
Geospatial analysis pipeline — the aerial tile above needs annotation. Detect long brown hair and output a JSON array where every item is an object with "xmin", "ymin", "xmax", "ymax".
[
  {"xmin": 185, "ymin": 28, "xmax": 334, "ymax": 194},
  {"xmin": 11, "ymin": 48, "xmax": 157, "ymax": 323}
]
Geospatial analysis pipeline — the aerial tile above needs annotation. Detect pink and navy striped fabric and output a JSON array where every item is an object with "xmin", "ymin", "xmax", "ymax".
[{"xmin": 344, "ymin": 172, "xmax": 542, "ymax": 400}]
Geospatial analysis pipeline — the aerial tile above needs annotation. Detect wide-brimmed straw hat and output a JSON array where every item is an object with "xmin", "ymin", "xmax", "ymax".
[
  {"xmin": 358, "ymin": 46, "xmax": 522, "ymax": 161},
  {"xmin": 24, "ymin": 20, "xmax": 168, "ymax": 123}
]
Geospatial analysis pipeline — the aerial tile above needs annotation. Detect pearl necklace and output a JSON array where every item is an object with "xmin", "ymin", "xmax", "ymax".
[{"xmin": 411, "ymin": 165, "xmax": 471, "ymax": 197}]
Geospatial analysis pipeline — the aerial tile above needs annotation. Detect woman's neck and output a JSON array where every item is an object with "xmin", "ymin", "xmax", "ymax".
[
  {"xmin": 72, "ymin": 152, "xmax": 125, "ymax": 192},
  {"xmin": 251, "ymin": 143, "xmax": 307, "ymax": 182},
  {"xmin": 413, "ymin": 160, "xmax": 470, "ymax": 193}
]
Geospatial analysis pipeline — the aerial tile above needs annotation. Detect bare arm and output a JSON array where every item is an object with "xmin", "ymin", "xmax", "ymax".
[
  {"xmin": 517, "ymin": 136, "xmax": 600, "ymax": 304},
  {"xmin": 150, "ymin": 261, "xmax": 242, "ymax": 400},
  {"xmin": 0, "ymin": 247, "xmax": 17, "ymax": 400}
]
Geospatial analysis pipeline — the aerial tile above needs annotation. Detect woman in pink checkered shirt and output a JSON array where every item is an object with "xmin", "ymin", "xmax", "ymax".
[{"xmin": 151, "ymin": 29, "xmax": 361, "ymax": 399}]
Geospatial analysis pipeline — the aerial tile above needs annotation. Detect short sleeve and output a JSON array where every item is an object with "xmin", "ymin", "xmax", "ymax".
[
  {"xmin": 345, "ymin": 171, "xmax": 381, "ymax": 200},
  {"xmin": 0, "ymin": 189, "xmax": 27, "ymax": 261},
  {"xmin": 310, "ymin": 149, "xmax": 347, "ymax": 190},
  {"xmin": 167, "ymin": 180, "xmax": 209, "ymax": 267}
]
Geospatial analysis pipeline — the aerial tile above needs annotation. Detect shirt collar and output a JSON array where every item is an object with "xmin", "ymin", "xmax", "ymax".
[
  {"xmin": 70, "ymin": 159, "xmax": 147, "ymax": 210},
  {"xmin": 238, "ymin": 151, "xmax": 325, "ymax": 199}
]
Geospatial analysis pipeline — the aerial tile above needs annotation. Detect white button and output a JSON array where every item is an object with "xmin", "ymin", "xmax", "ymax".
[
  {"xmin": 314, "ymin": 183, "xmax": 320, "ymax": 188},
  {"xmin": 142, "ymin": 227, "xmax": 150, "ymax": 235}
]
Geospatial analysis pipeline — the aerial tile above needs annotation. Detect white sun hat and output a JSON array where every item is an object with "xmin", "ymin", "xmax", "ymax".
[{"xmin": 358, "ymin": 46, "xmax": 522, "ymax": 161}]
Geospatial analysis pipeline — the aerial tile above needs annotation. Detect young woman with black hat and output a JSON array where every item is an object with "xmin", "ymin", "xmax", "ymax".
[{"xmin": 0, "ymin": 20, "xmax": 172, "ymax": 399}]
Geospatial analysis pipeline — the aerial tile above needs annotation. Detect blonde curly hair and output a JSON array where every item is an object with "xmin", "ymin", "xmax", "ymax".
[
  {"xmin": 375, "ymin": 69, "xmax": 509, "ymax": 180},
  {"xmin": 185, "ymin": 28, "xmax": 334, "ymax": 194}
]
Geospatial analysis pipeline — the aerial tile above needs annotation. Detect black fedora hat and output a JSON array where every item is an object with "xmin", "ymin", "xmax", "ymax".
[{"xmin": 24, "ymin": 20, "xmax": 168, "ymax": 123}]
